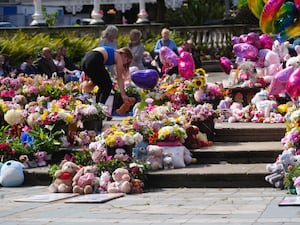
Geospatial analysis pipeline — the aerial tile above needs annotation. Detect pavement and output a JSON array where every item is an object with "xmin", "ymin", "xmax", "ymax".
[
  {"xmin": 1, "ymin": 71, "xmax": 299, "ymax": 225},
  {"xmin": 0, "ymin": 186, "xmax": 299, "ymax": 225}
]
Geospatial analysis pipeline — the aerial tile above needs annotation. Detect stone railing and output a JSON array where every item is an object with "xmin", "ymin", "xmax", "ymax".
[
  {"xmin": 171, "ymin": 25, "xmax": 260, "ymax": 48},
  {"xmin": 0, "ymin": 23, "xmax": 260, "ymax": 45}
]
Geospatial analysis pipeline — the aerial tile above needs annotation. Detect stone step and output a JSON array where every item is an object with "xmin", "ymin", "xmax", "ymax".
[
  {"xmin": 146, "ymin": 163, "xmax": 270, "ymax": 188},
  {"xmin": 23, "ymin": 162, "xmax": 273, "ymax": 188},
  {"xmin": 191, "ymin": 141, "xmax": 282, "ymax": 164},
  {"xmin": 214, "ymin": 122, "xmax": 286, "ymax": 142}
]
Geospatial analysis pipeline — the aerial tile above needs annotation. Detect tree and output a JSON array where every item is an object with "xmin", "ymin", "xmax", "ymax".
[{"xmin": 42, "ymin": 6, "xmax": 58, "ymax": 26}]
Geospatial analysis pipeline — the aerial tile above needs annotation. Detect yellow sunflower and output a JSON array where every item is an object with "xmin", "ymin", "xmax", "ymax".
[
  {"xmin": 192, "ymin": 76, "xmax": 206, "ymax": 89},
  {"xmin": 195, "ymin": 68, "xmax": 206, "ymax": 75}
]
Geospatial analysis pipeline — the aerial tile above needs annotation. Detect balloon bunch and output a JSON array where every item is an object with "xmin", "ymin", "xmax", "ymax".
[
  {"xmin": 220, "ymin": 32, "xmax": 274, "ymax": 75},
  {"xmin": 248, "ymin": 0, "xmax": 300, "ymax": 41}
]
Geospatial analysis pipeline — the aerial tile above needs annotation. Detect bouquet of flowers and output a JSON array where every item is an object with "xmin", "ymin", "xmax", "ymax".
[{"xmin": 0, "ymin": 143, "xmax": 16, "ymax": 162}]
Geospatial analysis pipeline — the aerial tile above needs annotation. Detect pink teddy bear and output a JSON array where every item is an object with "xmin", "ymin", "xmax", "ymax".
[{"xmin": 35, "ymin": 151, "xmax": 47, "ymax": 167}]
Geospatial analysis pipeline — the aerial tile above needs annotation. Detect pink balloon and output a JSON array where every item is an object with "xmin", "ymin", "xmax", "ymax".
[
  {"xmin": 178, "ymin": 51, "xmax": 195, "ymax": 79},
  {"xmin": 231, "ymin": 36, "xmax": 240, "ymax": 45},
  {"xmin": 178, "ymin": 46, "xmax": 184, "ymax": 55},
  {"xmin": 268, "ymin": 66, "xmax": 294, "ymax": 96},
  {"xmin": 259, "ymin": 34, "xmax": 273, "ymax": 50},
  {"xmin": 219, "ymin": 57, "xmax": 233, "ymax": 74},
  {"xmin": 239, "ymin": 34, "xmax": 248, "ymax": 43},
  {"xmin": 286, "ymin": 67, "xmax": 300, "ymax": 99},
  {"xmin": 233, "ymin": 43, "xmax": 258, "ymax": 60},
  {"xmin": 246, "ymin": 32, "xmax": 259, "ymax": 45},
  {"xmin": 159, "ymin": 46, "xmax": 178, "ymax": 69}
]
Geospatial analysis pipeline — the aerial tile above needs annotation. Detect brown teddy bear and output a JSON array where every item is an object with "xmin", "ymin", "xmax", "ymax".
[
  {"xmin": 107, "ymin": 168, "xmax": 131, "ymax": 194},
  {"xmin": 184, "ymin": 125, "xmax": 202, "ymax": 149},
  {"xmin": 184, "ymin": 125, "xmax": 213, "ymax": 149},
  {"xmin": 48, "ymin": 160, "xmax": 80, "ymax": 193},
  {"xmin": 116, "ymin": 97, "xmax": 136, "ymax": 115},
  {"xmin": 72, "ymin": 165, "xmax": 99, "ymax": 195},
  {"xmin": 79, "ymin": 80, "xmax": 95, "ymax": 94}
]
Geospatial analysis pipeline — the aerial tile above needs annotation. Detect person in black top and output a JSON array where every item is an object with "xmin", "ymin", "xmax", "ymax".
[
  {"xmin": 33, "ymin": 47, "xmax": 58, "ymax": 78},
  {"xmin": 20, "ymin": 54, "xmax": 38, "ymax": 76}
]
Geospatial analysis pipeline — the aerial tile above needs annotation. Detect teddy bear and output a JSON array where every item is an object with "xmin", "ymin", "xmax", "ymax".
[
  {"xmin": 183, "ymin": 125, "xmax": 202, "ymax": 149},
  {"xmin": 265, "ymin": 150, "xmax": 300, "ymax": 188},
  {"xmin": 35, "ymin": 151, "xmax": 47, "ymax": 167},
  {"xmin": 107, "ymin": 168, "xmax": 131, "ymax": 194},
  {"xmin": 48, "ymin": 160, "xmax": 80, "ymax": 193},
  {"xmin": 72, "ymin": 165, "xmax": 99, "ymax": 195},
  {"xmin": 116, "ymin": 97, "xmax": 136, "ymax": 115},
  {"xmin": 79, "ymin": 80, "xmax": 95, "ymax": 94},
  {"xmin": 146, "ymin": 145, "xmax": 163, "ymax": 170},
  {"xmin": 132, "ymin": 141, "xmax": 148, "ymax": 162}
]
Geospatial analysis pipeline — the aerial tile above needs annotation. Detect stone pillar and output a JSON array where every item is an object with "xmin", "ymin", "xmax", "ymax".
[
  {"xmin": 30, "ymin": 0, "xmax": 47, "ymax": 26},
  {"xmin": 136, "ymin": 0, "xmax": 150, "ymax": 24},
  {"xmin": 90, "ymin": 0, "xmax": 105, "ymax": 25}
]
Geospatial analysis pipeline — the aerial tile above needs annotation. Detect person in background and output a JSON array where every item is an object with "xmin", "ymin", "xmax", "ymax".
[
  {"xmin": 20, "ymin": 54, "xmax": 38, "ymax": 76},
  {"xmin": 74, "ymin": 19, "xmax": 81, "ymax": 26},
  {"xmin": 81, "ymin": 46, "xmax": 132, "ymax": 104},
  {"xmin": 34, "ymin": 47, "xmax": 58, "ymax": 78},
  {"xmin": 128, "ymin": 29, "xmax": 145, "ymax": 70},
  {"xmin": 2, "ymin": 53, "xmax": 15, "ymax": 76},
  {"xmin": 181, "ymin": 39, "xmax": 202, "ymax": 68},
  {"xmin": 154, "ymin": 28, "xmax": 178, "ymax": 75},
  {"xmin": 57, "ymin": 46, "xmax": 81, "ymax": 82},
  {"xmin": 154, "ymin": 28, "xmax": 178, "ymax": 55},
  {"xmin": 0, "ymin": 55, "xmax": 5, "ymax": 76},
  {"xmin": 99, "ymin": 25, "xmax": 119, "ymax": 76}
]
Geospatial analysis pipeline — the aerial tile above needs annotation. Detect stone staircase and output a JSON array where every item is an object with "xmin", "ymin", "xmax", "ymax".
[
  {"xmin": 146, "ymin": 122, "xmax": 286, "ymax": 188},
  {"xmin": 23, "ymin": 122, "xmax": 287, "ymax": 188}
]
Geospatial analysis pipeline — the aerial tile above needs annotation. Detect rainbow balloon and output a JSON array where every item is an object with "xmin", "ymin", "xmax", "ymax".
[{"xmin": 248, "ymin": 0, "xmax": 300, "ymax": 41}]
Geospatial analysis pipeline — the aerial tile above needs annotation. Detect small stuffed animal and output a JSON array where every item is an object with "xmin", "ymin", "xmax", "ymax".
[
  {"xmin": 163, "ymin": 152, "xmax": 174, "ymax": 170},
  {"xmin": 146, "ymin": 145, "xmax": 163, "ymax": 170},
  {"xmin": 35, "ymin": 151, "xmax": 47, "ymax": 167},
  {"xmin": 48, "ymin": 160, "xmax": 80, "ymax": 193},
  {"xmin": 0, "ymin": 160, "xmax": 24, "ymax": 187},
  {"xmin": 79, "ymin": 80, "xmax": 95, "ymax": 94},
  {"xmin": 72, "ymin": 165, "xmax": 99, "ymax": 195},
  {"xmin": 19, "ymin": 155, "xmax": 30, "ymax": 169},
  {"xmin": 98, "ymin": 171, "xmax": 111, "ymax": 193},
  {"xmin": 132, "ymin": 141, "xmax": 148, "ymax": 162},
  {"xmin": 131, "ymin": 179, "xmax": 144, "ymax": 194},
  {"xmin": 107, "ymin": 168, "xmax": 131, "ymax": 194},
  {"xmin": 184, "ymin": 125, "xmax": 202, "ymax": 149},
  {"xmin": 116, "ymin": 97, "xmax": 136, "ymax": 115}
]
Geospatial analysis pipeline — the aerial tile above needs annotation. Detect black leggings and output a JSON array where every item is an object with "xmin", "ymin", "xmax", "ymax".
[{"xmin": 81, "ymin": 51, "xmax": 112, "ymax": 104}]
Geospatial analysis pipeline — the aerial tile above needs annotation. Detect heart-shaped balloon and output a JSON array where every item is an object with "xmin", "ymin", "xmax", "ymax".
[
  {"xmin": 159, "ymin": 46, "xmax": 178, "ymax": 69},
  {"xmin": 219, "ymin": 57, "xmax": 233, "ymax": 74},
  {"xmin": 233, "ymin": 43, "xmax": 258, "ymax": 60},
  {"xmin": 131, "ymin": 69, "xmax": 159, "ymax": 90},
  {"xmin": 268, "ymin": 66, "xmax": 294, "ymax": 96},
  {"xmin": 286, "ymin": 67, "xmax": 300, "ymax": 99},
  {"xmin": 178, "ymin": 51, "xmax": 195, "ymax": 79}
]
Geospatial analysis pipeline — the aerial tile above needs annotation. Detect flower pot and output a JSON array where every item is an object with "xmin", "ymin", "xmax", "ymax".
[
  {"xmin": 191, "ymin": 117, "xmax": 215, "ymax": 141},
  {"xmin": 82, "ymin": 119, "xmax": 103, "ymax": 133}
]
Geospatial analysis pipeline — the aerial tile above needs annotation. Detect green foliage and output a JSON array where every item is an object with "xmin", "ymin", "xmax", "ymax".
[
  {"xmin": 48, "ymin": 164, "xmax": 60, "ymax": 181},
  {"xmin": 0, "ymin": 32, "xmax": 99, "ymax": 66},
  {"xmin": 42, "ymin": 6, "xmax": 58, "ymax": 26},
  {"xmin": 9, "ymin": 137, "xmax": 34, "ymax": 156},
  {"xmin": 165, "ymin": 0, "xmax": 225, "ymax": 26},
  {"xmin": 284, "ymin": 163, "xmax": 300, "ymax": 189},
  {"xmin": 29, "ymin": 125, "xmax": 64, "ymax": 154},
  {"xmin": 0, "ymin": 125, "xmax": 9, "ymax": 143},
  {"xmin": 73, "ymin": 149, "xmax": 94, "ymax": 166}
]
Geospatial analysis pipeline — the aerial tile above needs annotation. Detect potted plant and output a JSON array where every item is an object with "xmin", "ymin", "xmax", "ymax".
[{"xmin": 29, "ymin": 125, "xmax": 64, "ymax": 157}]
